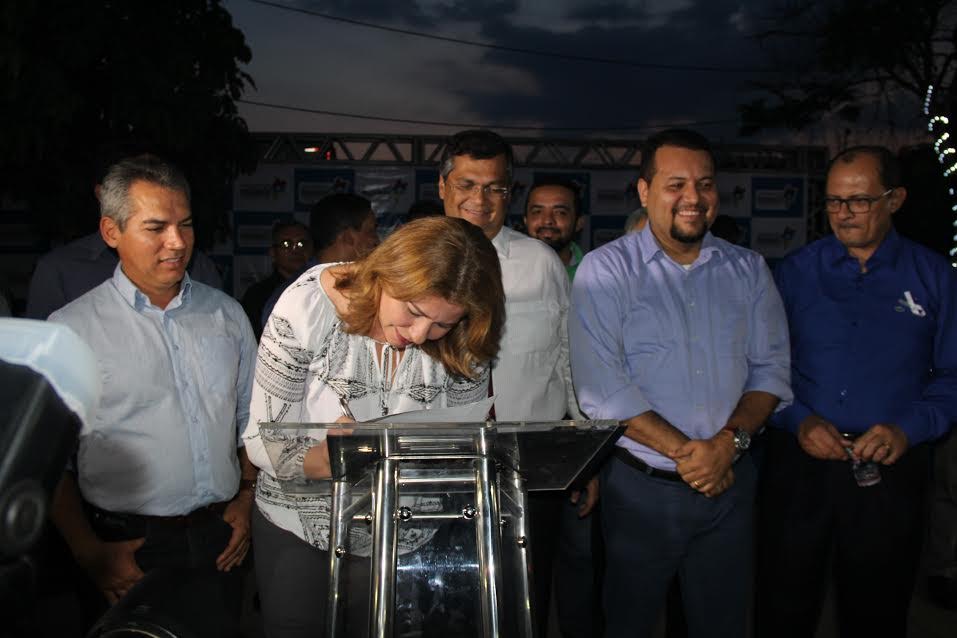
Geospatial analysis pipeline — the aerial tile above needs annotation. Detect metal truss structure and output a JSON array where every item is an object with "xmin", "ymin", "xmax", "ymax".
[{"xmin": 253, "ymin": 132, "xmax": 829, "ymax": 173}]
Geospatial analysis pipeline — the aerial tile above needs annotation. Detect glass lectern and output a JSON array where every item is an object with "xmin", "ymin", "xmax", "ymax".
[{"xmin": 259, "ymin": 419, "xmax": 623, "ymax": 638}]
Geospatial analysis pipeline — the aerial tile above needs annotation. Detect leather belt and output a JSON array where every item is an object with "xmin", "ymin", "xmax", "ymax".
[
  {"xmin": 613, "ymin": 448, "xmax": 683, "ymax": 482},
  {"xmin": 89, "ymin": 501, "xmax": 228, "ymax": 530}
]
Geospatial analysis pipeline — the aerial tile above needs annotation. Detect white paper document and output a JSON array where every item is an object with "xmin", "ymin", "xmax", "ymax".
[{"xmin": 368, "ymin": 396, "xmax": 495, "ymax": 424}]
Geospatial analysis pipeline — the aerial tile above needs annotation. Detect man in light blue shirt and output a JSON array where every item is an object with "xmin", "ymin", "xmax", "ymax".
[
  {"xmin": 48, "ymin": 155, "xmax": 257, "ymax": 625},
  {"xmin": 569, "ymin": 129, "xmax": 791, "ymax": 638}
]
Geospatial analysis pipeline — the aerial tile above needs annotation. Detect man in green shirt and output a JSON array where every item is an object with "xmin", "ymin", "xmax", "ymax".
[{"xmin": 524, "ymin": 178, "xmax": 586, "ymax": 280}]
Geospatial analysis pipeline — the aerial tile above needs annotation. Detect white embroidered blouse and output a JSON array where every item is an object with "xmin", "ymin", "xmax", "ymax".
[{"xmin": 241, "ymin": 263, "xmax": 490, "ymax": 554}]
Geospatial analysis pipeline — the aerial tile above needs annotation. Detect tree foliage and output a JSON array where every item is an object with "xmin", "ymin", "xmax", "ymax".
[
  {"xmin": 739, "ymin": 0, "xmax": 957, "ymax": 136},
  {"xmin": 0, "ymin": 0, "xmax": 258, "ymax": 244}
]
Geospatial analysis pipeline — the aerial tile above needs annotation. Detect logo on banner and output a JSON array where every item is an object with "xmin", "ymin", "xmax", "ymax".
[{"xmin": 238, "ymin": 177, "xmax": 287, "ymax": 200}]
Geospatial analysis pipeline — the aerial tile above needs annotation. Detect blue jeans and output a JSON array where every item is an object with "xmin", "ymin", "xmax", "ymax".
[{"xmin": 600, "ymin": 454, "xmax": 756, "ymax": 638}]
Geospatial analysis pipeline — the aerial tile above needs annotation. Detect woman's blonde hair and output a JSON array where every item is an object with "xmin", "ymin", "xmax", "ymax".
[{"xmin": 335, "ymin": 216, "xmax": 505, "ymax": 379}]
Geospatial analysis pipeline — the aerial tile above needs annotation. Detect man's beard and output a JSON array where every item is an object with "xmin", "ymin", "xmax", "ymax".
[
  {"xmin": 669, "ymin": 206, "xmax": 708, "ymax": 244},
  {"xmin": 535, "ymin": 229, "xmax": 573, "ymax": 252}
]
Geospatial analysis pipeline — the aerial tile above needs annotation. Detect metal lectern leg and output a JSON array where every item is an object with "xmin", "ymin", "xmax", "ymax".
[
  {"xmin": 326, "ymin": 479, "xmax": 349, "ymax": 638},
  {"xmin": 475, "ymin": 455, "xmax": 504, "ymax": 638},
  {"xmin": 369, "ymin": 457, "xmax": 399, "ymax": 638},
  {"xmin": 507, "ymin": 469, "xmax": 535, "ymax": 638}
]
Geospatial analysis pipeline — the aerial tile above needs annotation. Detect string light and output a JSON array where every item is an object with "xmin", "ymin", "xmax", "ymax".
[{"xmin": 926, "ymin": 84, "xmax": 957, "ymax": 268}]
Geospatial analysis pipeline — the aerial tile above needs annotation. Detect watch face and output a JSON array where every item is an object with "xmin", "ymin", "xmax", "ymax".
[{"xmin": 734, "ymin": 429, "xmax": 751, "ymax": 451}]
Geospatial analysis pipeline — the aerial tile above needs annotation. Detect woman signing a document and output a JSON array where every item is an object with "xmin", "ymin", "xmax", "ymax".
[{"xmin": 242, "ymin": 216, "xmax": 505, "ymax": 637}]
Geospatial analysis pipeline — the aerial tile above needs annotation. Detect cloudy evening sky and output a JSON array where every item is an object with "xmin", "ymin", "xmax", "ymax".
[{"xmin": 226, "ymin": 0, "xmax": 801, "ymax": 141}]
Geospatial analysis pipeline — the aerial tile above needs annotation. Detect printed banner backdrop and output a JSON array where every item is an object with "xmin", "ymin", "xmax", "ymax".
[
  {"xmin": 356, "ymin": 167, "xmax": 415, "ymax": 237},
  {"xmin": 506, "ymin": 168, "xmax": 535, "ymax": 217},
  {"xmin": 719, "ymin": 174, "xmax": 752, "ymax": 218},
  {"xmin": 750, "ymin": 217, "xmax": 807, "ymax": 259},
  {"xmin": 233, "ymin": 166, "xmax": 295, "ymax": 212},
  {"xmin": 293, "ymin": 168, "xmax": 355, "ymax": 211},
  {"xmin": 726, "ymin": 217, "xmax": 752, "ymax": 247},
  {"xmin": 232, "ymin": 211, "xmax": 297, "ymax": 255},
  {"xmin": 590, "ymin": 171, "xmax": 639, "ymax": 216},
  {"xmin": 415, "ymin": 169, "xmax": 440, "ymax": 202},
  {"xmin": 230, "ymin": 211, "xmax": 299, "ymax": 297},
  {"xmin": 229, "ymin": 164, "xmax": 816, "ymax": 298},
  {"xmin": 751, "ymin": 176, "xmax": 805, "ymax": 218},
  {"xmin": 355, "ymin": 167, "xmax": 415, "ymax": 216}
]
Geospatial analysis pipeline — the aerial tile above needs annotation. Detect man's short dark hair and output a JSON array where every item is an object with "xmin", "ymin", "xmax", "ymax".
[
  {"xmin": 829, "ymin": 146, "xmax": 901, "ymax": 190},
  {"xmin": 271, "ymin": 220, "xmax": 310, "ymax": 244},
  {"xmin": 524, "ymin": 177, "xmax": 583, "ymax": 219},
  {"xmin": 309, "ymin": 193, "xmax": 372, "ymax": 251},
  {"xmin": 638, "ymin": 129, "xmax": 715, "ymax": 184},
  {"xmin": 440, "ymin": 130, "xmax": 514, "ymax": 181}
]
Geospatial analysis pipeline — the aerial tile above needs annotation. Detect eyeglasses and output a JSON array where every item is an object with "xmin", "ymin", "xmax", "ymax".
[
  {"xmin": 451, "ymin": 181, "xmax": 510, "ymax": 200},
  {"xmin": 824, "ymin": 189, "xmax": 894, "ymax": 214},
  {"xmin": 274, "ymin": 239, "xmax": 312, "ymax": 251}
]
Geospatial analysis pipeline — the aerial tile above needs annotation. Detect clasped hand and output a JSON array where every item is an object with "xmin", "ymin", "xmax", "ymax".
[
  {"xmin": 798, "ymin": 415, "xmax": 907, "ymax": 464},
  {"xmin": 672, "ymin": 434, "xmax": 736, "ymax": 497}
]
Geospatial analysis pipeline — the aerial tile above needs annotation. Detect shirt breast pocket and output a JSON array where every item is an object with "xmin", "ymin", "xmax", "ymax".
[
  {"xmin": 502, "ymin": 300, "xmax": 561, "ymax": 356},
  {"xmin": 716, "ymin": 297, "xmax": 749, "ymax": 353},
  {"xmin": 198, "ymin": 335, "xmax": 239, "ymax": 395},
  {"xmin": 623, "ymin": 300, "xmax": 676, "ymax": 369}
]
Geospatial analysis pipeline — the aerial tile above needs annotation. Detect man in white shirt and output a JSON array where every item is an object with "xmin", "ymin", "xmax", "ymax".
[{"xmin": 438, "ymin": 129, "xmax": 582, "ymax": 633}]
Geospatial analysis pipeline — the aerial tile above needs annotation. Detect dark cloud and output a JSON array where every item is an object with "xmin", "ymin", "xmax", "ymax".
[
  {"xmin": 296, "ymin": 0, "xmax": 438, "ymax": 28},
  {"xmin": 430, "ymin": 0, "xmax": 520, "ymax": 22},
  {"xmin": 445, "ymin": 0, "xmax": 770, "ymax": 137},
  {"xmin": 239, "ymin": 0, "xmax": 781, "ymax": 140},
  {"xmin": 565, "ymin": 1, "xmax": 649, "ymax": 23}
]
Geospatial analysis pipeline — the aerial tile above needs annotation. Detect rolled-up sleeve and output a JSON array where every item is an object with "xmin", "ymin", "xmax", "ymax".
[
  {"xmin": 744, "ymin": 259, "xmax": 792, "ymax": 407},
  {"xmin": 234, "ymin": 311, "xmax": 258, "ymax": 447},
  {"xmin": 569, "ymin": 251, "xmax": 653, "ymax": 421}
]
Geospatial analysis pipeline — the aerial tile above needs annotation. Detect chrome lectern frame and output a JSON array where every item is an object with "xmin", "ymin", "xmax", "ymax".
[{"xmin": 259, "ymin": 419, "xmax": 623, "ymax": 638}]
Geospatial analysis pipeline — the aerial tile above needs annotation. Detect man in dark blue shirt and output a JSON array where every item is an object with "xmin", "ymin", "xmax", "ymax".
[{"xmin": 755, "ymin": 146, "xmax": 957, "ymax": 637}]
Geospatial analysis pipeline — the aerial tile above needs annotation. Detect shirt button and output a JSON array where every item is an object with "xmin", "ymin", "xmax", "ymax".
[
  {"xmin": 173, "ymin": 344, "xmax": 180, "ymax": 351},
  {"xmin": 689, "ymin": 300, "xmax": 695, "ymax": 307},
  {"xmin": 695, "ymin": 369, "xmax": 703, "ymax": 375}
]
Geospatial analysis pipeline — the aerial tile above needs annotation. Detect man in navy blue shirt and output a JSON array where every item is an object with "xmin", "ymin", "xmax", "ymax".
[{"xmin": 756, "ymin": 146, "xmax": 957, "ymax": 637}]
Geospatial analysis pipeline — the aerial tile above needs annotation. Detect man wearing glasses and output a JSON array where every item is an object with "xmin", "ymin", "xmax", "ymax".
[
  {"xmin": 756, "ymin": 146, "xmax": 957, "ymax": 637},
  {"xmin": 439, "ymin": 129, "xmax": 583, "ymax": 634},
  {"xmin": 241, "ymin": 221, "xmax": 313, "ymax": 340},
  {"xmin": 257, "ymin": 193, "xmax": 380, "ymax": 335}
]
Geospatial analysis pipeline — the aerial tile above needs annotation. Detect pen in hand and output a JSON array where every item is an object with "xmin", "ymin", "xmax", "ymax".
[{"xmin": 338, "ymin": 396, "xmax": 356, "ymax": 421}]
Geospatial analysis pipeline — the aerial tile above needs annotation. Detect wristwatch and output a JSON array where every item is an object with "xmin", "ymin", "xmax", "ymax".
[{"xmin": 722, "ymin": 426, "xmax": 751, "ymax": 459}]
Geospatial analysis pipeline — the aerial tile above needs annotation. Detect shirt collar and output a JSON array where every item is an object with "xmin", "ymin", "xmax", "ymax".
[
  {"xmin": 112, "ymin": 263, "xmax": 191, "ymax": 311},
  {"xmin": 866, "ymin": 227, "xmax": 901, "ymax": 268},
  {"xmin": 823, "ymin": 228, "xmax": 901, "ymax": 270},
  {"xmin": 636, "ymin": 226, "xmax": 723, "ymax": 267},
  {"xmin": 490, "ymin": 226, "xmax": 511, "ymax": 258},
  {"xmin": 569, "ymin": 241, "xmax": 584, "ymax": 267}
]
